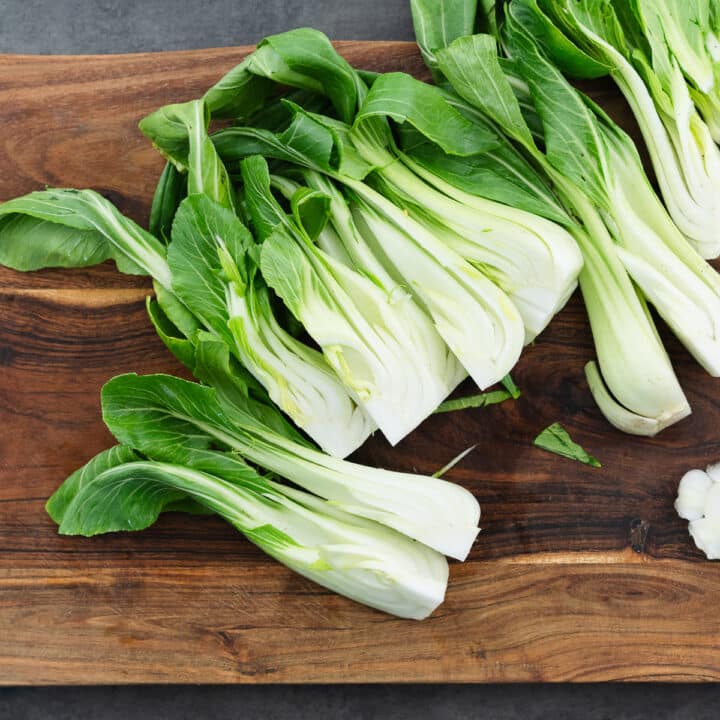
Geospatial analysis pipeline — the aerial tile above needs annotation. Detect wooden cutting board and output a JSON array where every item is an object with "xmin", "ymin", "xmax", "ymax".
[{"xmin": 1, "ymin": 41, "xmax": 720, "ymax": 685}]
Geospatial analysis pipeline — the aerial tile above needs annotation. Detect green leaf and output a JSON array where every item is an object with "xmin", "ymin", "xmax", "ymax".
[
  {"xmin": 146, "ymin": 296, "xmax": 199, "ymax": 370},
  {"xmin": 142, "ymin": 100, "xmax": 237, "ymax": 213},
  {"xmin": 398, "ymin": 122, "xmax": 569, "ymax": 225},
  {"xmin": 152, "ymin": 280, "xmax": 201, "ymax": 338},
  {"xmin": 0, "ymin": 213, "xmax": 126, "ymax": 272},
  {"xmin": 248, "ymin": 28, "xmax": 362, "ymax": 124},
  {"xmin": 245, "ymin": 89, "xmax": 331, "ymax": 133},
  {"xmin": 502, "ymin": 11, "xmax": 612, "ymax": 208},
  {"xmin": 203, "ymin": 57, "xmax": 276, "ymax": 119},
  {"xmin": 0, "ymin": 189, "xmax": 170, "ymax": 284},
  {"xmin": 533, "ymin": 422, "xmax": 601, "ymax": 467},
  {"xmin": 436, "ymin": 34, "xmax": 536, "ymax": 150},
  {"xmin": 355, "ymin": 72, "xmax": 500, "ymax": 156},
  {"xmin": 149, "ymin": 161, "xmax": 187, "ymax": 243},
  {"xmin": 410, "ymin": 0, "xmax": 479, "ymax": 79},
  {"xmin": 46, "ymin": 445, "xmax": 141, "ymax": 527},
  {"xmin": 139, "ymin": 102, "xmax": 194, "ymax": 171},
  {"xmin": 192, "ymin": 335, "xmax": 309, "ymax": 445},
  {"xmin": 289, "ymin": 186, "xmax": 331, "ymax": 241},
  {"xmin": 168, "ymin": 194, "xmax": 254, "ymax": 346},
  {"xmin": 434, "ymin": 389, "xmax": 512, "ymax": 413},
  {"xmin": 500, "ymin": 373, "xmax": 521, "ymax": 399},
  {"xmin": 507, "ymin": 0, "xmax": 611, "ymax": 79},
  {"xmin": 260, "ymin": 227, "xmax": 330, "ymax": 322},
  {"xmin": 241, "ymin": 155, "xmax": 292, "ymax": 240}
]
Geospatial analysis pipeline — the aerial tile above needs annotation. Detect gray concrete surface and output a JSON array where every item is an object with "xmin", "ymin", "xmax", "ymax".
[
  {"xmin": 0, "ymin": 0, "xmax": 415, "ymax": 53},
  {"xmin": 3, "ymin": 684, "xmax": 720, "ymax": 720},
  {"xmin": 1, "ymin": 0, "xmax": 719, "ymax": 717}
]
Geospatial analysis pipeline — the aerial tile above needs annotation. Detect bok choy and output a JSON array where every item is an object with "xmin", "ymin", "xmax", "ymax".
[
  {"xmin": 408, "ymin": 7, "xmax": 692, "ymax": 434},
  {"xmin": 47, "ymin": 444, "xmax": 450, "ymax": 620},
  {"xmin": 499, "ymin": 0, "xmax": 720, "ymax": 259},
  {"xmin": 99, "ymin": 372, "xmax": 481, "ymax": 561}
]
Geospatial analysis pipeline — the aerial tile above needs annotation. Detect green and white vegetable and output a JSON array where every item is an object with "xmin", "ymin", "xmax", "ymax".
[
  {"xmin": 499, "ymin": 0, "xmax": 720, "ymax": 259},
  {"xmin": 242, "ymin": 155, "xmax": 463, "ymax": 445},
  {"xmin": 101, "ymin": 372, "xmax": 481, "ymax": 561},
  {"xmin": 47, "ymin": 445, "xmax": 450, "ymax": 620},
  {"xmin": 407, "ymin": 11, "xmax": 691, "ymax": 435}
]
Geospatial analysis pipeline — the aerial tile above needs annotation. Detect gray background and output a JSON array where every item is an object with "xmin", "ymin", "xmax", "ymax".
[{"xmin": 1, "ymin": 0, "xmax": 718, "ymax": 717}]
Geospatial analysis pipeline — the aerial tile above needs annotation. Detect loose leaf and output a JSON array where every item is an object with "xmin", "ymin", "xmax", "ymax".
[
  {"xmin": 533, "ymin": 422, "xmax": 601, "ymax": 467},
  {"xmin": 434, "ymin": 390, "xmax": 511, "ymax": 413}
]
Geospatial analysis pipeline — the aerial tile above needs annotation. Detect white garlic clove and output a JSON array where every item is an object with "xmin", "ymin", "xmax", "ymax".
[
  {"xmin": 689, "ymin": 517, "xmax": 720, "ymax": 560},
  {"xmin": 675, "ymin": 468, "xmax": 713, "ymax": 521},
  {"xmin": 705, "ymin": 483, "xmax": 720, "ymax": 520}
]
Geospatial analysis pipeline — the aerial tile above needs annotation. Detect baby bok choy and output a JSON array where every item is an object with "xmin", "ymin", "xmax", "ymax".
[
  {"xmin": 240, "ymin": 154, "xmax": 463, "ymax": 445},
  {"xmin": 211, "ymin": 106, "xmax": 525, "ymax": 390},
  {"xmin": 503, "ymin": 0, "xmax": 720, "ymax": 259},
  {"xmin": 99, "ymin": 371, "xmax": 481, "ymax": 562},
  {"xmin": 201, "ymin": 27, "xmax": 582, "ymax": 343},
  {"xmin": 47, "ymin": 444, "xmax": 449, "ymax": 620},
  {"xmin": 0, "ymin": 99, "xmax": 377, "ymax": 459},
  {"xmin": 410, "ymin": 16, "xmax": 691, "ymax": 434}
]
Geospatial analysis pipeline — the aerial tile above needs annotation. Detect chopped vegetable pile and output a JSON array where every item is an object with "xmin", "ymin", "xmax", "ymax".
[{"xmin": 4, "ymin": 0, "xmax": 720, "ymax": 618}]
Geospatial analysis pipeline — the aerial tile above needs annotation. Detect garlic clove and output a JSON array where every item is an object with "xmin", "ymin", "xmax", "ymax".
[
  {"xmin": 675, "ymin": 468, "xmax": 713, "ymax": 521},
  {"xmin": 689, "ymin": 517, "xmax": 720, "ymax": 560}
]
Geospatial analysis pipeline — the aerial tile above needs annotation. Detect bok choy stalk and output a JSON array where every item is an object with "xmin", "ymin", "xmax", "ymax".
[
  {"xmin": 239, "ymin": 155, "xmax": 463, "ymax": 444},
  {"xmin": 168, "ymin": 192, "xmax": 375, "ymax": 457},
  {"xmin": 0, "ymin": 185, "xmax": 374, "ymax": 459},
  {"xmin": 419, "ymin": 25, "xmax": 691, "ymax": 434},
  {"xmin": 476, "ymin": 12, "xmax": 720, "ymax": 378},
  {"xmin": 47, "ymin": 445, "xmax": 449, "ymax": 619},
  {"xmin": 0, "ymin": 97, "xmax": 376, "ymax": 459},
  {"xmin": 277, "ymin": 168, "xmax": 468, "ymax": 387},
  {"xmin": 99, "ymin": 371, "xmax": 481, "ymax": 561},
  {"xmin": 502, "ymin": 0, "xmax": 720, "ymax": 259}
]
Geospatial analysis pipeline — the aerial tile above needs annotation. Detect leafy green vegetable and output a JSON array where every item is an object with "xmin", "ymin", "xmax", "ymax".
[
  {"xmin": 0, "ymin": 188, "xmax": 168, "ymax": 282},
  {"xmin": 511, "ymin": 0, "xmax": 720, "ymax": 260},
  {"xmin": 353, "ymin": 69, "xmax": 583, "ymax": 342},
  {"xmin": 213, "ymin": 101, "xmax": 526, "ymax": 391},
  {"xmin": 208, "ymin": 28, "xmax": 581, "ymax": 345},
  {"xmin": 410, "ymin": 0, "xmax": 480, "ymax": 81},
  {"xmin": 421, "ymin": 19, "xmax": 693, "ymax": 435},
  {"xmin": 533, "ymin": 422, "xmax": 601, "ymax": 468},
  {"xmin": 149, "ymin": 100, "xmax": 376, "ymax": 458},
  {"xmin": 242, "ymin": 155, "xmax": 462, "ymax": 445},
  {"xmin": 100, "ymin": 372, "xmax": 481, "ymax": 561},
  {"xmin": 48, "ymin": 447, "xmax": 450, "ymax": 620}
]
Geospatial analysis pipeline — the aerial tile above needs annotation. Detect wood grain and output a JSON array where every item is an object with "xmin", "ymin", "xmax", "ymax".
[{"xmin": 1, "ymin": 42, "xmax": 720, "ymax": 685}]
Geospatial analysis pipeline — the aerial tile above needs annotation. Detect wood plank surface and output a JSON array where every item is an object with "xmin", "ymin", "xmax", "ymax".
[{"xmin": 1, "ymin": 42, "xmax": 719, "ymax": 685}]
